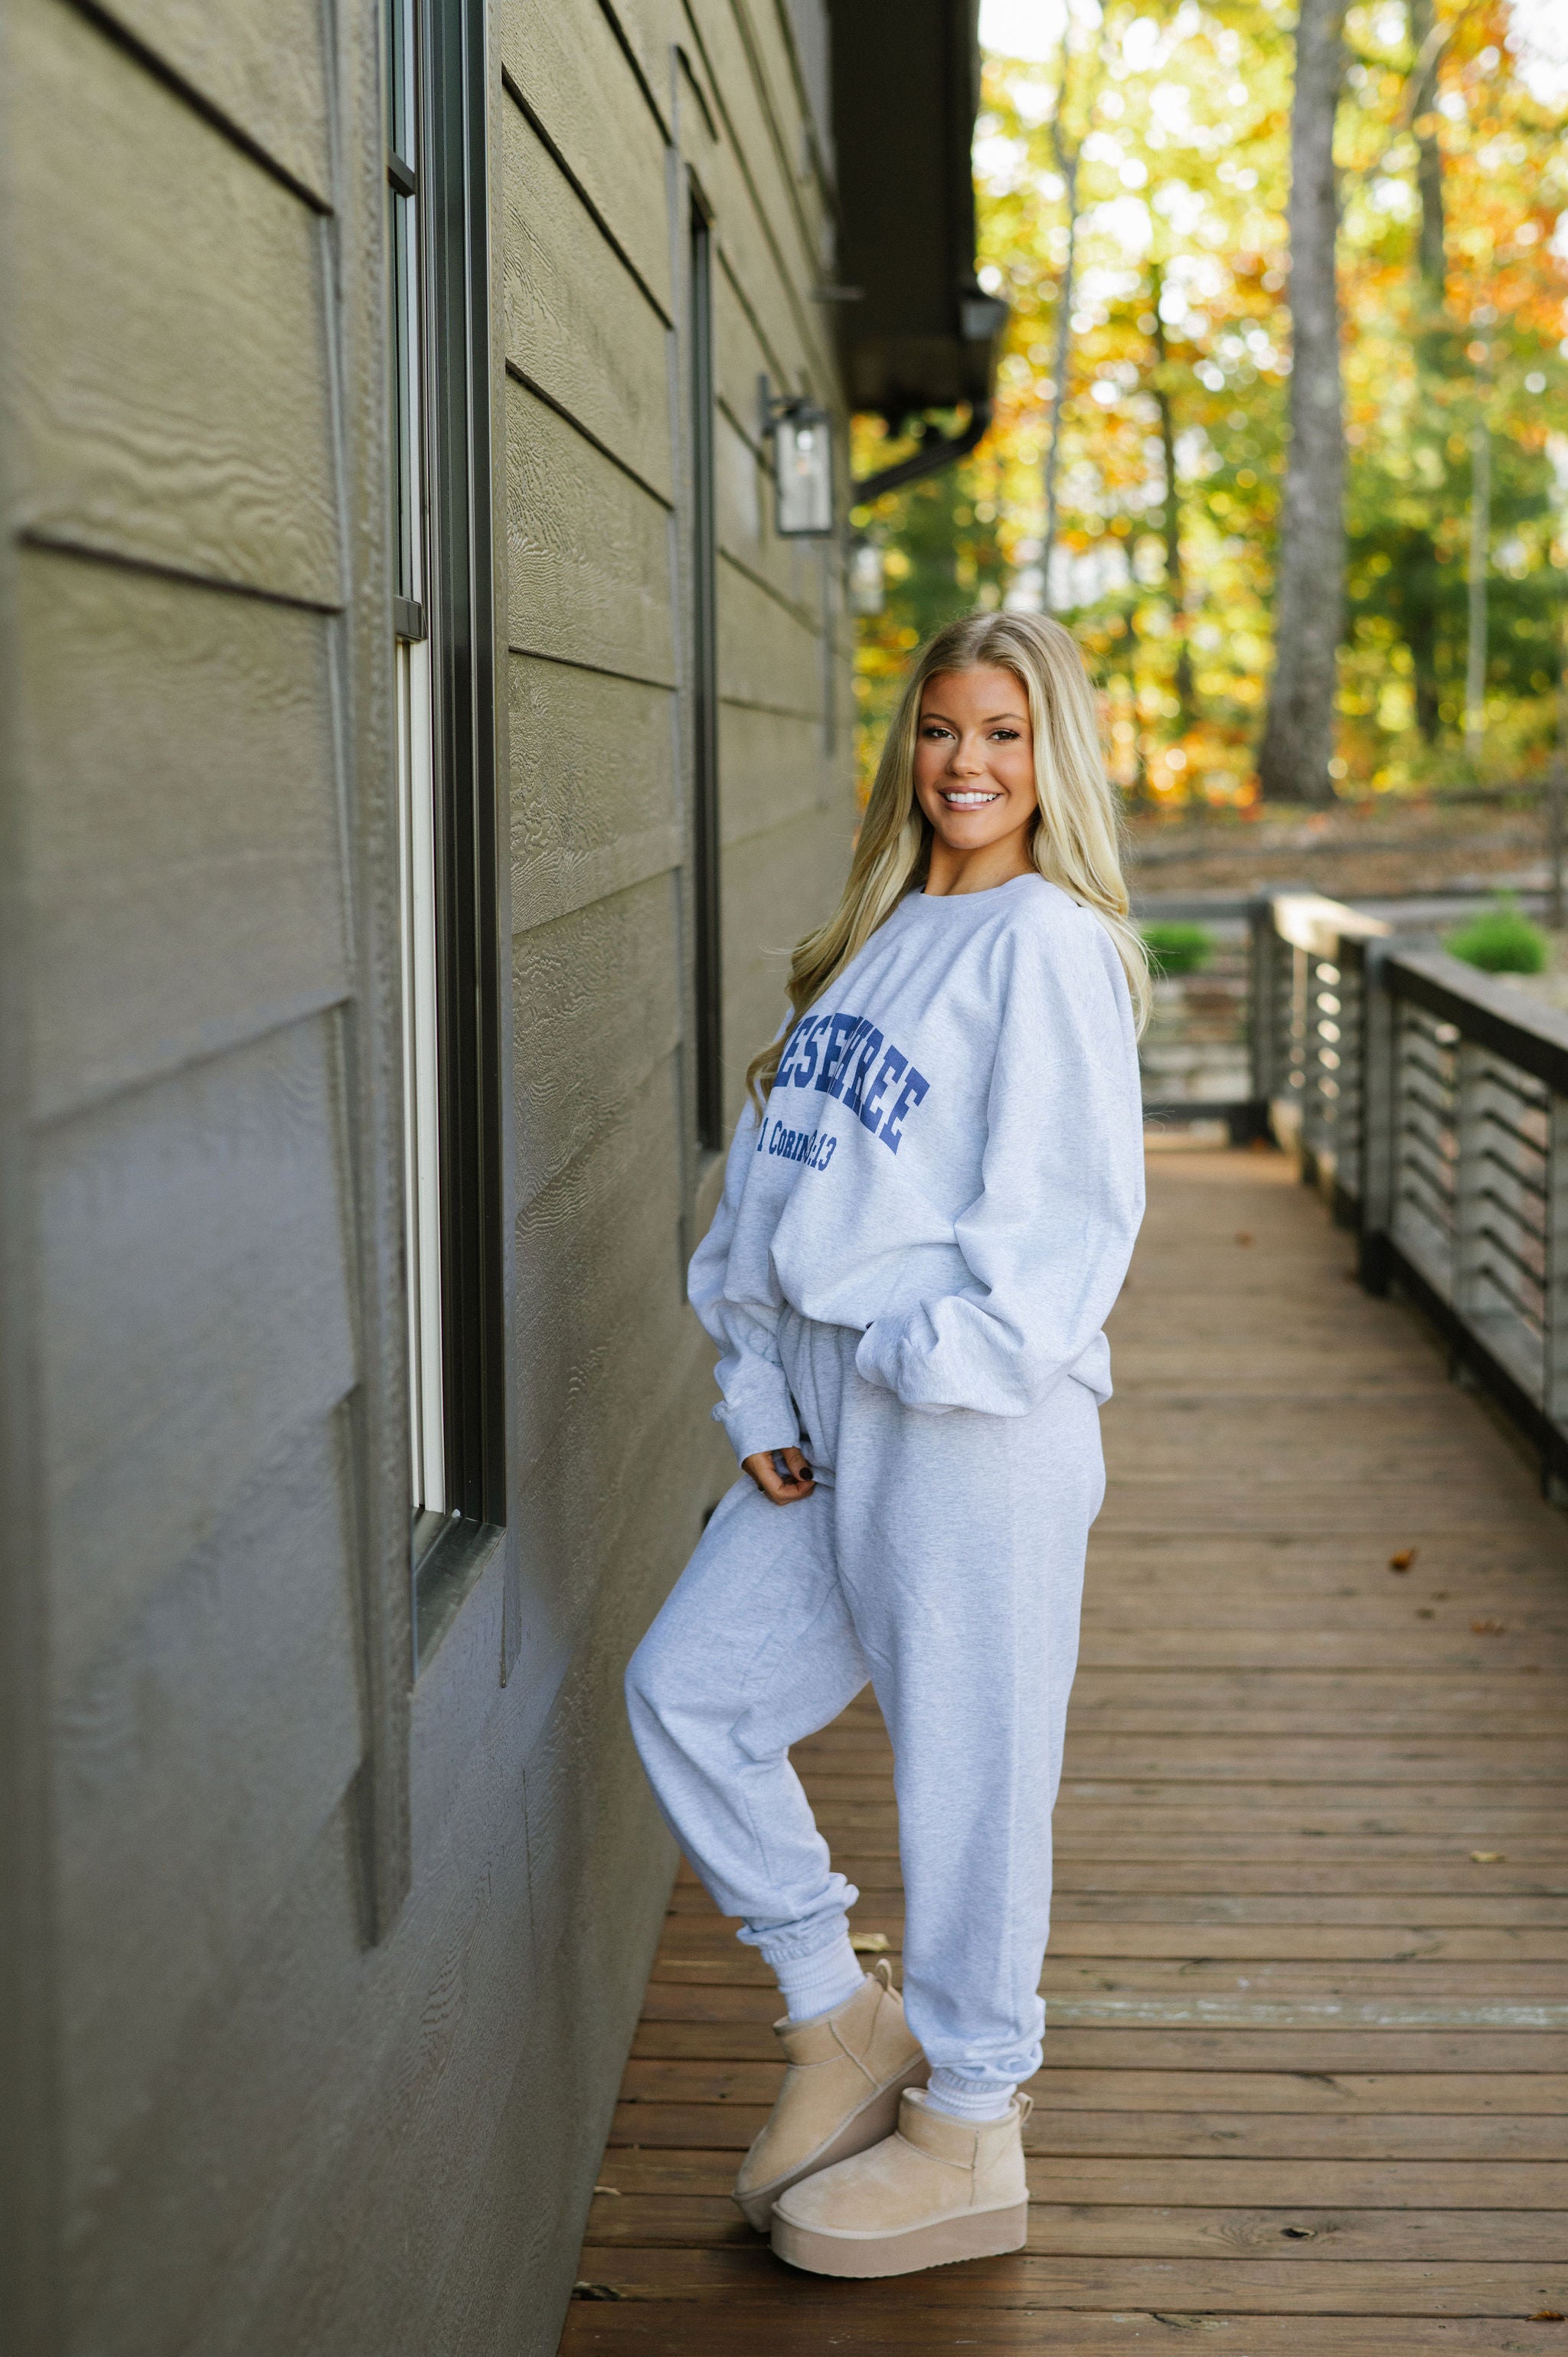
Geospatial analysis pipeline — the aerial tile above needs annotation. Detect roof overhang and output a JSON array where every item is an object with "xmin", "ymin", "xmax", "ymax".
[{"xmin": 828, "ymin": 0, "xmax": 998, "ymax": 420}]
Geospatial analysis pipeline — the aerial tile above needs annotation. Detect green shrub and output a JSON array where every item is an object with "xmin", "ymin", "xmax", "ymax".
[
  {"xmin": 1142, "ymin": 920, "xmax": 1214, "ymax": 977},
  {"xmin": 1444, "ymin": 897, "xmax": 1549, "ymax": 976}
]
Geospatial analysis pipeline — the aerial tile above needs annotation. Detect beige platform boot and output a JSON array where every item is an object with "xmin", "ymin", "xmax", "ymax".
[
  {"xmin": 732, "ymin": 1961, "xmax": 929, "ymax": 2230},
  {"xmin": 769, "ymin": 2084, "xmax": 1031, "ymax": 2277}
]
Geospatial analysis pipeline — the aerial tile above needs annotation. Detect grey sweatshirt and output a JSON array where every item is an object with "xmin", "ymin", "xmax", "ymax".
[{"xmin": 690, "ymin": 873, "xmax": 1146, "ymax": 1464}]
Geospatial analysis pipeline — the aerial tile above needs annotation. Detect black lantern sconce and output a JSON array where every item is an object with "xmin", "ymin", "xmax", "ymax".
[
  {"xmin": 959, "ymin": 292, "xmax": 1010, "ymax": 346},
  {"xmin": 760, "ymin": 377, "xmax": 835, "ymax": 538}
]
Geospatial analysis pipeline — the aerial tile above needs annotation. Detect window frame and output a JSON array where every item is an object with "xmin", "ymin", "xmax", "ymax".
[
  {"xmin": 386, "ymin": 0, "xmax": 507, "ymax": 1669},
  {"xmin": 688, "ymin": 193, "xmax": 724, "ymax": 1155}
]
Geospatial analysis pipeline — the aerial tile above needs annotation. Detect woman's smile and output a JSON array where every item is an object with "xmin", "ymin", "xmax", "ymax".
[{"xmin": 912, "ymin": 665, "xmax": 1039, "ymax": 893}]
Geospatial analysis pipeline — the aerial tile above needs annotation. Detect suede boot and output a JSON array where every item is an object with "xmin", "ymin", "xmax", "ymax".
[
  {"xmin": 733, "ymin": 1961, "xmax": 929, "ymax": 2229},
  {"xmin": 770, "ymin": 2084, "xmax": 1031, "ymax": 2276}
]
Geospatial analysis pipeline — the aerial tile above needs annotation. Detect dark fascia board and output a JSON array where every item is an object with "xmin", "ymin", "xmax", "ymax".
[{"xmin": 828, "ymin": 0, "xmax": 995, "ymax": 417}]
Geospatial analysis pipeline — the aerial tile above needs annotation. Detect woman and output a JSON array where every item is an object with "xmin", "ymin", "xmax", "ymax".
[{"xmin": 626, "ymin": 610, "xmax": 1147, "ymax": 2279}]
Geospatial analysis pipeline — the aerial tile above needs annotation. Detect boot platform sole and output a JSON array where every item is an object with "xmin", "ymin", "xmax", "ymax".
[
  {"xmin": 772, "ymin": 2198, "xmax": 1027, "ymax": 2277},
  {"xmin": 733, "ymin": 2061, "xmax": 929, "ymax": 2232}
]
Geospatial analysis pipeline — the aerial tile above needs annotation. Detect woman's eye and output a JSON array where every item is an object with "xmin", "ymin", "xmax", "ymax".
[{"xmin": 991, "ymin": 729, "xmax": 1019, "ymax": 740}]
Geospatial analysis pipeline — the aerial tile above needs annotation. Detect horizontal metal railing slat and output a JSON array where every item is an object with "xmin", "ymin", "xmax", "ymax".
[{"xmin": 1253, "ymin": 897, "xmax": 1568, "ymax": 1494}]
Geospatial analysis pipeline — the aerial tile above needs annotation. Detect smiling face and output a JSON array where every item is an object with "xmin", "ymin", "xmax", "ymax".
[{"xmin": 911, "ymin": 665, "xmax": 1039, "ymax": 892}]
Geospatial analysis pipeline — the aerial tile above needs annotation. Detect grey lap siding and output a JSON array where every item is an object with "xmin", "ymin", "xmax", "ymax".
[{"xmin": 1, "ymin": 1, "xmax": 852, "ymax": 2352}]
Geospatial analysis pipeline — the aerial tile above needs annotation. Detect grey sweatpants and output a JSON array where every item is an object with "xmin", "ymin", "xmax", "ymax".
[{"xmin": 626, "ymin": 1309, "xmax": 1104, "ymax": 2087}]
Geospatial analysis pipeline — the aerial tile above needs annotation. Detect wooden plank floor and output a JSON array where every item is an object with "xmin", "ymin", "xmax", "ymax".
[{"xmin": 560, "ymin": 1146, "xmax": 1568, "ymax": 2354}]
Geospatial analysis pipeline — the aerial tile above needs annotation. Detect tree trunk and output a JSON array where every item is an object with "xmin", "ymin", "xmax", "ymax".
[
  {"xmin": 1119, "ymin": 601, "xmax": 1151, "ymax": 801},
  {"xmin": 1406, "ymin": 554, "xmax": 1441, "ymax": 744},
  {"xmin": 1150, "ymin": 265, "xmax": 1195, "ymax": 732},
  {"xmin": 1409, "ymin": 0, "xmax": 1446, "ymax": 306},
  {"xmin": 1550, "ymin": 606, "xmax": 1567, "ymax": 931},
  {"xmin": 1465, "ymin": 401, "xmax": 1491, "ymax": 760},
  {"xmin": 1256, "ymin": 0, "xmax": 1348, "ymax": 806},
  {"xmin": 1040, "ymin": 37, "xmax": 1099, "ymax": 613},
  {"xmin": 1406, "ymin": 0, "xmax": 1446, "ymax": 742},
  {"xmin": 1039, "ymin": 142, "xmax": 1078, "ymax": 612}
]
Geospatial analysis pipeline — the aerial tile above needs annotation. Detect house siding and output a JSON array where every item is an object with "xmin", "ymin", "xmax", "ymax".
[{"xmin": 0, "ymin": 2, "xmax": 853, "ymax": 2352}]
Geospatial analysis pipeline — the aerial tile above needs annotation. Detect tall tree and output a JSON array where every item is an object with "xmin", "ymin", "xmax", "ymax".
[
  {"xmin": 1149, "ymin": 262, "xmax": 1195, "ymax": 733},
  {"xmin": 1257, "ymin": 0, "xmax": 1348, "ymax": 804},
  {"xmin": 1406, "ymin": 0, "xmax": 1449, "ymax": 742},
  {"xmin": 1465, "ymin": 330, "xmax": 1493, "ymax": 758},
  {"xmin": 1408, "ymin": 0, "xmax": 1447, "ymax": 302},
  {"xmin": 1040, "ymin": 31, "xmax": 1099, "ymax": 610}
]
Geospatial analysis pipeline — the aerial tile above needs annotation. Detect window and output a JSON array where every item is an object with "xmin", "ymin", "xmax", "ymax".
[
  {"xmin": 387, "ymin": 0, "xmax": 505, "ymax": 1664},
  {"xmin": 688, "ymin": 198, "xmax": 723, "ymax": 1152},
  {"xmin": 388, "ymin": 0, "xmax": 443, "ymax": 1523}
]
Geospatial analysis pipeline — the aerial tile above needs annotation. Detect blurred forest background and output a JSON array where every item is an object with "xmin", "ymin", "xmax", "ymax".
[{"xmin": 851, "ymin": 0, "xmax": 1568, "ymax": 879}]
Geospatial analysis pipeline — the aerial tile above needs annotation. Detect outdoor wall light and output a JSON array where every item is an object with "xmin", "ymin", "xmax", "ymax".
[
  {"xmin": 760, "ymin": 376, "xmax": 835, "ymax": 537},
  {"xmin": 848, "ymin": 538, "xmax": 885, "ymax": 616},
  {"xmin": 960, "ymin": 292, "xmax": 1010, "ymax": 345}
]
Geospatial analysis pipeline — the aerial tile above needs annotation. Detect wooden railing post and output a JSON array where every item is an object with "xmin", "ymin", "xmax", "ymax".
[
  {"xmin": 1357, "ymin": 939, "xmax": 1396, "ymax": 1294},
  {"xmin": 1547, "ymin": 1090, "xmax": 1568, "ymax": 1497},
  {"xmin": 1284, "ymin": 941, "xmax": 1308, "ymax": 1172},
  {"xmin": 1266, "ymin": 897, "xmax": 1390, "ymax": 1192},
  {"xmin": 1248, "ymin": 894, "xmax": 1279, "ymax": 1127}
]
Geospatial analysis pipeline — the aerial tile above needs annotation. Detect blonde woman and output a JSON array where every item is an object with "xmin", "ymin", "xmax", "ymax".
[{"xmin": 626, "ymin": 612, "xmax": 1147, "ymax": 2279}]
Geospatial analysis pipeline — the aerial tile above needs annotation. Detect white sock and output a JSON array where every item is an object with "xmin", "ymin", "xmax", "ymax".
[
  {"xmin": 771, "ymin": 1929, "xmax": 867, "ymax": 2023},
  {"xmin": 924, "ymin": 2068, "xmax": 1016, "ymax": 2123}
]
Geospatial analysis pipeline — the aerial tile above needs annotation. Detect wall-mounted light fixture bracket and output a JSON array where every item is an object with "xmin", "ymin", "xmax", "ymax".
[{"xmin": 758, "ymin": 374, "xmax": 835, "ymax": 538}]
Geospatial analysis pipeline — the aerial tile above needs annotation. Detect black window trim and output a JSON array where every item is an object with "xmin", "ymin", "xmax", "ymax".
[
  {"xmin": 391, "ymin": 0, "xmax": 508, "ymax": 1669},
  {"xmin": 688, "ymin": 192, "xmax": 723, "ymax": 1153}
]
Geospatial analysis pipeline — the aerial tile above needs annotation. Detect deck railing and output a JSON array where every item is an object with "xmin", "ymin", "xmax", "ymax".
[{"xmin": 1240, "ymin": 892, "xmax": 1568, "ymax": 1496}]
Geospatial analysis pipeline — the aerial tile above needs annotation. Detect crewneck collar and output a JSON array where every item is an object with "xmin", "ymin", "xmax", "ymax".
[{"xmin": 908, "ymin": 873, "xmax": 1040, "ymax": 910}]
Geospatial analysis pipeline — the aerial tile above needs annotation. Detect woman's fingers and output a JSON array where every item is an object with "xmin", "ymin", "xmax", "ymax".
[
  {"xmin": 759, "ymin": 1450, "xmax": 812, "ymax": 1501},
  {"xmin": 740, "ymin": 1447, "xmax": 815, "ymax": 1504}
]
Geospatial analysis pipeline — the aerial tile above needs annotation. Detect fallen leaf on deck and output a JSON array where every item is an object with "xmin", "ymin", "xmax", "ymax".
[
  {"xmin": 850, "ymin": 1932, "xmax": 890, "ymax": 1953},
  {"xmin": 1471, "ymin": 1619, "xmax": 1508, "ymax": 1634},
  {"xmin": 1471, "ymin": 1851, "xmax": 1506, "ymax": 1863},
  {"xmin": 1388, "ymin": 1548, "xmax": 1416, "ymax": 1571}
]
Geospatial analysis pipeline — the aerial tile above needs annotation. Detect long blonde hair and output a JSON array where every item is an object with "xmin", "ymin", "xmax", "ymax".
[{"xmin": 746, "ymin": 610, "xmax": 1150, "ymax": 1106}]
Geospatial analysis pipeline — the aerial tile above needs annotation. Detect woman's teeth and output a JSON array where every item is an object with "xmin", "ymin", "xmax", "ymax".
[{"xmin": 942, "ymin": 789, "xmax": 1000, "ymax": 806}]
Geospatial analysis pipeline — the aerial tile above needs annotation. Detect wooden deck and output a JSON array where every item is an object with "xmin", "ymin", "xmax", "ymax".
[{"xmin": 560, "ymin": 1146, "xmax": 1568, "ymax": 2354}]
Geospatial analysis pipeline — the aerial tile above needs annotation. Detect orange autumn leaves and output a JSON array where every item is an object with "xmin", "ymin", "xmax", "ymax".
[{"xmin": 851, "ymin": 0, "xmax": 1568, "ymax": 806}]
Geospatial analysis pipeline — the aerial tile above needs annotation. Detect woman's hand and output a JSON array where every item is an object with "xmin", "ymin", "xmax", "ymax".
[{"xmin": 742, "ymin": 1445, "xmax": 815, "ymax": 1504}]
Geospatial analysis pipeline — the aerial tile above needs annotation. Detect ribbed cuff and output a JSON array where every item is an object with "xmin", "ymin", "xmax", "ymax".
[
  {"xmin": 853, "ymin": 1317, "xmax": 904, "ymax": 1395},
  {"xmin": 854, "ymin": 1319, "xmax": 958, "ymax": 1416},
  {"xmin": 720, "ymin": 1418, "xmax": 802, "ymax": 1470},
  {"xmin": 716, "ymin": 1366, "xmax": 800, "ymax": 1469}
]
